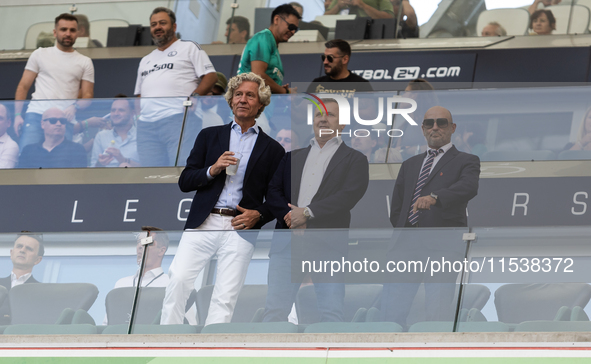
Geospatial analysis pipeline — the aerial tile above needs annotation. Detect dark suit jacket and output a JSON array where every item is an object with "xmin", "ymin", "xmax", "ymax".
[
  {"xmin": 390, "ymin": 145, "xmax": 480, "ymax": 228},
  {"xmin": 0, "ymin": 274, "xmax": 39, "ymax": 325},
  {"xmin": 179, "ymin": 123, "xmax": 285, "ymax": 231},
  {"xmin": 267, "ymin": 142, "xmax": 370, "ymax": 254}
]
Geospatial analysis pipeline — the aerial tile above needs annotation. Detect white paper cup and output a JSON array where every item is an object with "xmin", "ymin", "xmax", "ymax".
[{"xmin": 226, "ymin": 152, "xmax": 242, "ymax": 176}]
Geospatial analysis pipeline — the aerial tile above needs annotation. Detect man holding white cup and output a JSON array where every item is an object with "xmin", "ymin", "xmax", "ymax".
[{"xmin": 161, "ymin": 73, "xmax": 285, "ymax": 325}]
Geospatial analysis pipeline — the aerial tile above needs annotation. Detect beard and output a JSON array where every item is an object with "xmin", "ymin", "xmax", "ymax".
[
  {"xmin": 56, "ymin": 36, "xmax": 75, "ymax": 48},
  {"xmin": 325, "ymin": 62, "xmax": 343, "ymax": 77},
  {"xmin": 152, "ymin": 27, "xmax": 175, "ymax": 47}
]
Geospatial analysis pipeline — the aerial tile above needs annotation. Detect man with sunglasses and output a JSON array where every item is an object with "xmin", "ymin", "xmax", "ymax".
[
  {"xmin": 307, "ymin": 39, "xmax": 372, "ymax": 95},
  {"xmin": 18, "ymin": 108, "xmax": 87, "ymax": 168},
  {"xmin": 381, "ymin": 106, "xmax": 480, "ymax": 325},
  {"xmin": 237, "ymin": 4, "xmax": 301, "ymax": 94},
  {"xmin": 389, "ymin": 106, "xmax": 480, "ymax": 228}
]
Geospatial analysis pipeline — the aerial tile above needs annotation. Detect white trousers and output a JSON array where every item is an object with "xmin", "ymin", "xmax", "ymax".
[{"xmin": 160, "ymin": 214, "xmax": 255, "ymax": 326}]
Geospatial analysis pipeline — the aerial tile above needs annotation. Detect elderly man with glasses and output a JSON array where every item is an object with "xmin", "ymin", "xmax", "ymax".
[
  {"xmin": 18, "ymin": 107, "xmax": 87, "ymax": 168},
  {"xmin": 237, "ymin": 4, "xmax": 301, "ymax": 94}
]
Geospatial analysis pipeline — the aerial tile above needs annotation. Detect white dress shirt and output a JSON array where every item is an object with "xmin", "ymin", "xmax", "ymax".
[
  {"xmin": 0, "ymin": 133, "xmax": 18, "ymax": 169},
  {"xmin": 419, "ymin": 142, "xmax": 453, "ymax": 175},
  {"xmin": 10, "ymin": 271, "xmax": 32, "ymax": 288}
]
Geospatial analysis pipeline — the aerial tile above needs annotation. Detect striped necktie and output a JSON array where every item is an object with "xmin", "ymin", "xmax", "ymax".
[{"xmin": 407, "ymin": 149, "xmax": 443, "ymax": 225}]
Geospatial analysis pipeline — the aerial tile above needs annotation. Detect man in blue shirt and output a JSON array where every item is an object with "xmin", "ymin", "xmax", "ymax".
[
  {"xmin": 91, "ymin": 97, "xmax": 139, "ymax": 167},
  {"xmin": 160, "ymin": 73, "xmax": 284, "ymax": 326}
]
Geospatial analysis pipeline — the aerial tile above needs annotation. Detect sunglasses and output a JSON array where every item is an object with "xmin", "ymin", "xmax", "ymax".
[
  {"xmin": 279, "ymin": 17, "xmax": 299, "ymax": 33},
  {"xmin": 422, "ymin": 118, "xmax": 450, "ymax": 129},
  {"xmin": 43, "ymin": 117, "xmax": 67, "ymax": 125},
  {"xmin": 321, "ymin": 54, "xmax": 344, "ymax": 63}
]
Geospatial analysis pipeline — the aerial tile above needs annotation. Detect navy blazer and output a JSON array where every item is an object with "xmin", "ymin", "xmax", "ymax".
[
  {"xmin": 179, "ymin": 123, "xmax": 285, "ymax": 231},
  {"xmin": 390, "ymin": 145, "xmax": 480, "ymax": 228},
  {"xmin": 266, "ymin": 142, "xmax": 369, "ymax": 254}
]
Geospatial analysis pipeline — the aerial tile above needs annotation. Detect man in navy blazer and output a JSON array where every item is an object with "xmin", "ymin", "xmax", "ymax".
[
  {"xmin": 0, "ymin": 234, "xmax": 44, "ymax": 325},
  {"xmin": 160, "ymin": 73, "xmax": 284, "ymax": 326},
  {"xmin": 262, "ymin": 98, "xmax": 369, "ymax": 323},
  {"xmin": 382, "ymin": 106, "xmax": 480, "ymax": 325}
]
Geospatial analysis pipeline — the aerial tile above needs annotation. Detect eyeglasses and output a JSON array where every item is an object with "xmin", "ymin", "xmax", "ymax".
[
  {"xmin": 321, "ymin": 54, "xmax": 344, "ymax": 63},
  {"xmin": 42, "ymin": 117, "xmax": 67, "ymax": 125},
  {"xmin": 279, "ymin": 17, "xmax": 299, "ymax": 33},
  {"xmin": 422, "ymin": 118, "xmax": 450, "ymax": 129}
]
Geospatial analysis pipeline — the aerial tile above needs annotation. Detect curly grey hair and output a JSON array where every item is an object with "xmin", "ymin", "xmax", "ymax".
[{"xmin": 225, "ymin": 72, "xmax": 271, "ymax": 119}]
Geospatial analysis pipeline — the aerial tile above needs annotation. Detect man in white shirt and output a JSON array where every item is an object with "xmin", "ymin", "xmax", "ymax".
[
  {"xmin": 14, "ymin": 13, "xmax": 94, "ymax": 150},
  {"xmin": 0, "ymin": 234, "xmax": 44, "ymax": 325},
  {"xmin": 0, "ymin": 104, "xmax": 18, "ymax": 168},
  {"xmin": 134, "ymin": 7, "xmax": 218, "ymax": 167}
]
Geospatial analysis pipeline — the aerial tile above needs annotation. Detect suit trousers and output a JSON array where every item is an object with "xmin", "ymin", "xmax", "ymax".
[{"xmin": 160, "ymin": 214, "xmax": 255, "ymax": 326}]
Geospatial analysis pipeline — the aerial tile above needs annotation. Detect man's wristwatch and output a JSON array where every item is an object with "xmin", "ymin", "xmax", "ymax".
[
  {"xmin": 430, "ymin": 192, "xmax": 438, "ymax": 201},
  {"xmin": 303, "ymin": 207, "xmax": 311, "ymax": 218}
]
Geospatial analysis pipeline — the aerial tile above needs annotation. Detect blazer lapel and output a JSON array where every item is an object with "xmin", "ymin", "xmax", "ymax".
[
  {"xmin": 319, "ymin": 143, "xmax": 348, "ymax": 186},
  {"xmin": 218, "ymin": 123, "xmax": 232, "ymax": 152},
  {"xmin": 292, "ymin": 146, "xmax": 311, "ymax": 205},
  {"xmin": 424, "ymin": 146, "xmax": 459, "ymax": 186},
  {"xmin": 243, "ymin": 128, "xmax": 270, "ymax": 184}
]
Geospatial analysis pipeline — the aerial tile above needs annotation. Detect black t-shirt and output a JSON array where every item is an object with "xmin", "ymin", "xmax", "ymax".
[
  {"xmin": 19, "ymin": 139, "xmax": 87, "ymax": 169},
  {"xmin": 307, "ymin": 72, "xmax": 373, "ymax": 97}
]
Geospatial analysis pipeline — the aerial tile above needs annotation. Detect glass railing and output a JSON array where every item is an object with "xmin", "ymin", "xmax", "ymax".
[
  {"xmin": 0, "ymin": 0, "xmax": 588, "ymax": 53},
  {"xmin": 2, "ymin": 226, "xmax": 591, "ymax": 335},
  {"xmin": 3, "ymin": 84, "xmax": 591, "ymax": 170}
]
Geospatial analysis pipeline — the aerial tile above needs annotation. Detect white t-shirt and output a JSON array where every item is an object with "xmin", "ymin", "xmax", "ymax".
[
  {"xmin": 25, "ymin": 46, "xmax": 94, "ymax": 115},
  {"xmin": 134, "ymin": 40, "xmax": 216, "ymax": 122}
]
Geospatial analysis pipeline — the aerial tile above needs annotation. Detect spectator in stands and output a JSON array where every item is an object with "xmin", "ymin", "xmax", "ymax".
[
  {"xmin": 0, "ymin": 104, "xmax": 18, "ymax": 169},
  {"xmin": 481, "ymin": 21, "xmax": 507, "ymax": 37},
  {"xmin": 565, "ymin": 108, "xmax": 591, "ymax": 151},
  {"xmin": 135, "ymin": 7, "xmax": 217, "ymax": 167},
  {"xmin": 160, "ymin": 73, "xmax": 284, "ymax": 326},
  {"xmin": 307, "ymin": 39, "xmax": 372, "ymax": 95},
  {"xmin": 325, "ymin": 0, "xmax": 394, "ymax": 19},
  {"xmin": 213, "ymin": 16, "xmax": 250, "ymax": 44},
  {"xmin": 453, "ymin": 123, "xmax": 488, "ymax": 157},
  {"xmin": 14, "ymin": 13, "xmax": 94, "ymax": 150},
  {"xmin": 528, "ymin": 0, "xmax": 561, "ymax": 14},
  {"xmin": 90, "ymin": 97, "xmax": 139, "ymax": 167},
  {"xmin": 391, "ymin": 0, "xmax": 418, "ymax": 38},
  {"xmin": 18, "ymin": 108, "xmax": 87, "ymax": 168},
  {"xmin": 530, "ymin": 9, "xmax": 556, "ymax": 35},
  {"xmin": 197, "ymin": 72, "xmax": 229, "ymax": 129},
  {"xmin": 238, "ymin": 4, "xmax": 301, "ymax": 94},
  {"xmin": 275, "ymin": 129, "xmax": 299, "ymax": 152},
  {"xmin": 290, "ymin": 2, "xmax": 304, "ymax": 17},
  {"xmin": 352, "ymin": 133, "xmax": 378, "ymax": 162},
  {"xmin": 0, "ymin": 233, "xmax": 44, "ymax": 325},
  {"xmin": 75, "ymin": 14, "xmax": 103, "ymax": 47}
]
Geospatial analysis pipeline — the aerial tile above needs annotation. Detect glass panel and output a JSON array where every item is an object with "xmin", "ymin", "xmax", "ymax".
[
  {"xmin": 457, "ymin": 226, "xmax": 591, "ymax": 333},
  {"xmin": 0, "ymin": 231, "xmax": 141, "ymax": 335}
]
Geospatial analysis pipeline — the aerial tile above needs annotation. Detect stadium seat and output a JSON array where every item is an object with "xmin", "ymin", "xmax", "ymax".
[
  {"xmin": 555, "ymin": 306, "xmax": 572, "ymax": 321},
  {"xmin": 3, "ymin": 324, "xmax": 97, "ymax": 335},
  {"xmin": 55, "ymin": 308, "xmax": 76, "ymax": 325},
  {"xmin": 476, "ymin": 9, "xmax": 531, "ymax": 36},
  {"xmin": 546, "ymin": 5, "xmax": 590, "ymax": 34},
  {"xmin": 9, "ymin": 283, "xmax": 98, "ymax": 325},
  {"xmin": 557, "ymin": 150, "xmax": 591, "ymax": 160},
  {"xmin": 72, "ymin": 309, "xmax": 96, "ymax": 326},
  {"xmin": 515, "ymin": 320, "xmax": 591, "ymax": 332},
  {"xmin": 303, "ymin": 322, "xmax": 403, "ymax": 333},
  {"xmin": 201, "ymin": 322, "xmax": 297, "ymax": 334},
  {"xmin": 0, "ymin": 286, "xmax": 7, "ymax": 310},
  {"xmin": 408, "ymin": 321, "xmax": 510, "ymax": 333},
  {"xmin": 577, "ymin": 0, "xmax": 591, "ymax": 31},
  {"xmin": 24, "ymin": 21, "xmax": 54, "ymax": 49},
  {"xmin": 571, "ymin": 306, "xmax": 590, "ymax": 321},
  {"xmin": 196, "ymin": 285, "xmax": 267, "ymax": 325},
  {"xmin": 295, "ymin": 284, "xmax": 382, "ymax": 324},
  {"xmin": 481, "ymin": 150, "xmax": 556, "ymax": 161},
  {"xmin": 89, "ymin": 19, "xmax": 129, "ymax": 47},
  {"xmin": 102, "ymin": 324, "xmax": 200, "ymax": 335},
  {"xmin": 494, "ymin": 283, "xmax": 591, "ymax": 324},
  {"xmin": 105, "ymin": 287, "xmax": 196, "ymax": 325}
]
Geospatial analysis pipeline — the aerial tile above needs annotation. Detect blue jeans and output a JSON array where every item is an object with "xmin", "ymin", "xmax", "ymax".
[
  {"xmin": 137, "ymin": 114, "xmax": 184, "ymax": 167},
  {"xmin": 262, "ymin": 245, "xmax": 345, "ymax": 323}
]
